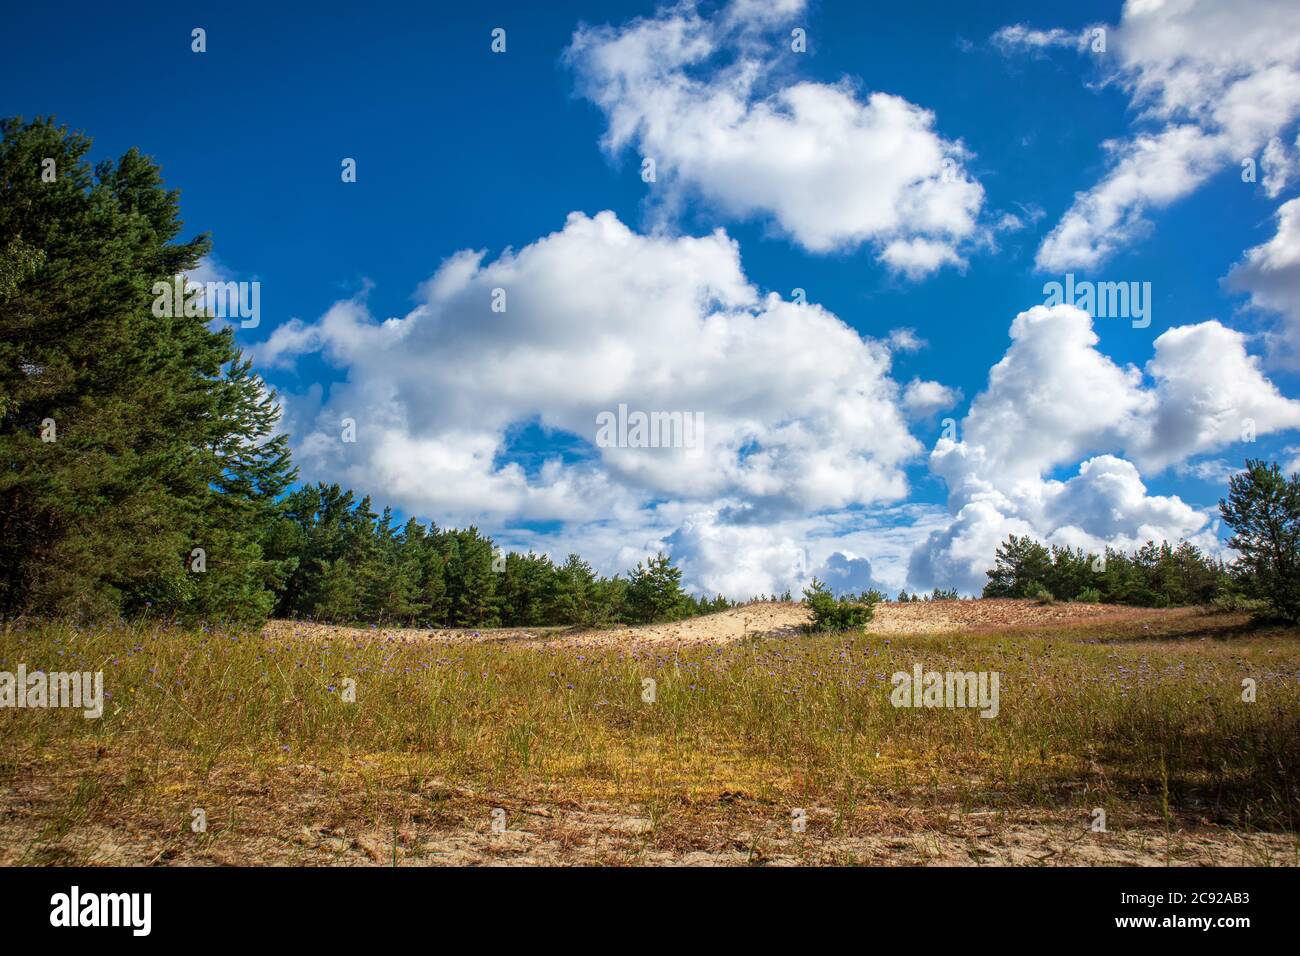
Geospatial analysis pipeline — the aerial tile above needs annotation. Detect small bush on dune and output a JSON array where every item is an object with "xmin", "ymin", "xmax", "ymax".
[
  {"xmin": 1210, "ymin": 592, "xmax": 1271, "ymax": 614},
  {"xmin": 802, "ymin": 578, "xmax": 876, "ymax": 632}
]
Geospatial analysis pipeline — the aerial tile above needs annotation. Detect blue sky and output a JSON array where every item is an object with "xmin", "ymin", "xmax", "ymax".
[{"xmin": 5, "ymin": 0, "xmax": 1300, "ymax": 596}]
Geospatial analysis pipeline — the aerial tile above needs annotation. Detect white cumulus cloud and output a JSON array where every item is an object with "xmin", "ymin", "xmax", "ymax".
[
  {"xmin": 1228, "ymin": 196, "xmax": 1300, "ymax": 368},
  {"xmin": 910, "ymin": 302, "xmax": 1300, "ymax": 592},
  {"xmin": 902, "ymin": 378, "xmax": 961, "ymax": 419},
  {"xmin": 566, "ymin": 0, "xmax": 986, "ymax": 275},
  {"xmin": 263, "ymin": 209, "xmax": 932, "ymax": 597},
  {"xmin": 996, "ymin": 0, "xmax": 1300, "ymax": 271}
]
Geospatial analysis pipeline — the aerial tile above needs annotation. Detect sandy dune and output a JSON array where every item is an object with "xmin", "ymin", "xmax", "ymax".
[{"xmin": 263, "ymin": 598, "xmax": 1180, "ymax": 651}]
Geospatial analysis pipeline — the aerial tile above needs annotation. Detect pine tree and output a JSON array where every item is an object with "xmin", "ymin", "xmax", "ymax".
[
  {"xmin": 441, "ymin": 527, "xmax": 499, "ymax": 626},
  {"xmin": 0, "ymin": 117, "xmax": 292, "ymax": 623},
  {"xmin": 398, "ymin": 518, "xmax": 446, "ymax": 625},
  {"xmin": 626, "ymin": 552, "xmax": 688, "ymax": 624},
  {"xmin": 982, "ymin": 535, "xmax": 1051, "ymax": 598},
  {"xmin": 1220, "ymin": 460, "xmax": 1300, "ymax": 621},
  {"xmin": 357, "ymin": 507, "xmax": 420, "ymax": 624},
  {"xmin": 548, "ymin": 553, "xmax": 595, "ymax": 625},
  {"xmin": 499, "ymin": 550, "xmax": 555, "ymax": 626},
  {"xmin": 588, "ymin": 574, "xmax": 628, "ymax": 625}
]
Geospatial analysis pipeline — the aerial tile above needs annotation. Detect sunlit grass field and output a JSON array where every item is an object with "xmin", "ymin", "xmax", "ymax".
[{"xmin": 2, "ymin": 609, "xmax": 1298, "ymax": 865}]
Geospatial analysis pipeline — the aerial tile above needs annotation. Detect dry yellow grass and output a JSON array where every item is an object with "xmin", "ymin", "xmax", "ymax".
[{"xmin": 2, "ymin": 602, "xmax": 1298, "ymax": 865}]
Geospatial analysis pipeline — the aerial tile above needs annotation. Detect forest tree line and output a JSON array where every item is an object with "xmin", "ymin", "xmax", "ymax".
[
  {"xmin": 267, "ymin": 483, "xmax": 740, "ymax": 627},
  {"xmin": 979, "ymin": 460, "xmax": 1299, "ymax": 622},
  {"xmin": 981, "ymin": 536, "xmax": 1230, "ymax": 606}
]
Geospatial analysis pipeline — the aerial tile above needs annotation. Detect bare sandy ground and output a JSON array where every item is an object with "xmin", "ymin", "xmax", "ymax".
[
  {"xmin": 6, "ymin": 779, "xmax": 1291, "ymax": 866},
  {"xmin": 262, "ymin": 599, "xmax": 1183, "ymax": 651}
]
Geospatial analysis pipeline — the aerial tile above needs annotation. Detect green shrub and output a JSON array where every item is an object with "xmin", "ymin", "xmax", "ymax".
[
  {"xmin": 1210, "ymin": 592, "xmax": 1271, "ymax": 614},
  {"xmin": 802, "ymin": 578, "xmax": 876, "ymax": 632},
  {"xmin": 1074, "ymin": 587, "xmax": 1102, "ymax": 603},
  {"xmin": 1028, "ymin": 584, "xmax": 1055, "ymax": 605}
]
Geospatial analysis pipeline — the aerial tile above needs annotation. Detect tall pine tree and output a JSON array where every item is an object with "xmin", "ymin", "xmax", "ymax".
[{"xmin": 0, "ymin": 117, "xmax": 295, "ymax": 622}]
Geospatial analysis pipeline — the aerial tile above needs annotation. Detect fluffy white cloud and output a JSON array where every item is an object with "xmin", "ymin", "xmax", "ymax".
[
  {"xmin": 880, "ymin": 239, "xmax": 967, "ymax": 279},
  {"xmin": 1261, "ymin": 135, "xmax": 1299, "ymax": 198},
  {"xmin": 1141, "ymin": 319, "xmax": 1300, "ymax": 467},
  {"xmin": 665, "ymin": 509, "xmax": 814, "ymax": 599},
  {"xmin": 265, "ymin": 209, "xmax": 932, "ymax": 596},
  {"xmin": 566, "ymin": 0, "xmax": 986, "ymax": 273},
  {"xmin": 991, "ymin": 24, "xmax": 1093, "ymax": 55},
  {"xmin": 886, "ymin": 328, "xmax": 926, "ymax": 353},
  {"xmin": 997, "ymin": 0, "xmax": 1300, "ymax": 271},
  {"xmin": 1174, "ymin": 458, "xmax": 1240, "ymax": 484},
  {"xmin": 910, "ymin": 302, "xmax": 1300, "ymax": 592},
  {"xmin": 665, "ymin": 503, "xmax": 949, "ymax": 598},
  {"xmin": 934, "ymin": 305, "xmax": 1300, "ymax": 483},
  {"xmin": 901, "ymin": 378, "xmax": 961, "ymax": 419},
  {"xmin": 1228, "ymin": 196, "xmax": 1300, "ymax": 367}
]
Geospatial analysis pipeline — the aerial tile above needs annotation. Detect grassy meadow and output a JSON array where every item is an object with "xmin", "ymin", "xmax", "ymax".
[{"xmin": 2, "ymin": 608, "xmax": 1298, "ymax": 865}]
